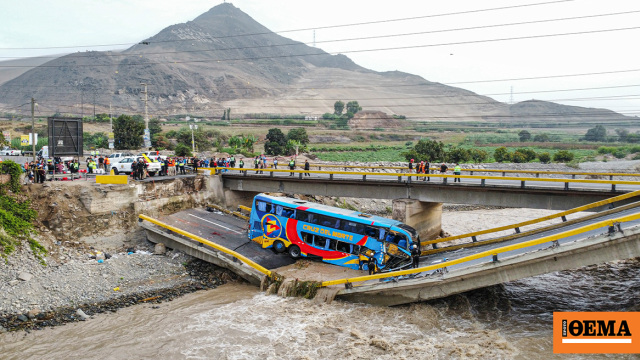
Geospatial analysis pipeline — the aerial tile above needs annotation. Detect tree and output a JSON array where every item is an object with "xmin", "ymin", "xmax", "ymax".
[
  {"xmin": 264, "ymin": 128, "xmax": 287, "ymax": 155},
  {"xmin": 346, "ymin": 101, "xmax": 362, "ymax": 115},
  {"xmin": 174, "ymin": 127, "xmax": 218, "ymax": 151},
  {"xmin": 286, "ymin": 127, "xmax": 309, "ymax": 145},
  {"xmin": 174, "ymin": 143, "xmax": 192, "ymax": 157},
  {"xmin": 149, "ymin": 119, "xmax": 163, "ymax": 148},
  {"xmin": 616, "ymin": 128, "xmax": 629, "ymax": 142},
  {"xmin": 334, "ymin": 101, "xmax": 345, "ymax": 115},
  {"xmin": 403, "ymin": 139, "xmax": 445, "ymax": 162},
  {"xmin": 511, "ymin": 151, "xmax": 527, "ymax": 163},
  {"xmin": 518, "ymin": 130, "xmax": 532, "ymax": 142},
  {"xmin": 468, "ymin": 148, "xmax": 488, "ymax": 163},
  {"xmin": 584, "ymin": 125, "xmax": 607, "ymax": 142},
  {"xmin": 553, "ymin": 150, "xmax": 575, "ymax": 162},
  {"xmin": 286, "ymin": 139, "xmax": 302, "ymax": 157},
  {"xmin": 113, "ymin": 114, "xmax": 144, "ymax": 150},
  {"xmin": 445, "ymin": 147, "xmax": 470, "ymax": 163},
  {"xmin": 242, "ymin": 134, "xmax": 258, "ymax": 152},
  {"xmin": 228, "ymin": 135, "xmax": 242, "ymax": 152},
  {"xmin": 493, "ymin": 147, "xmax": 511, "ymax": 162},
  {"xmin": 533, "ymin": 133, "xmax": 550, "ymax": 142}
]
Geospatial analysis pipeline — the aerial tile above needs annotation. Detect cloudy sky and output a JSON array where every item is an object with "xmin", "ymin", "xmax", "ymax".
[{"xmin": 1, "ymin": 0, "xmax": 638, "ymax": 115}]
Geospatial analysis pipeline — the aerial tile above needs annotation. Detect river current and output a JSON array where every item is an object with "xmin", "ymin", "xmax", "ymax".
[{"xmin": 1, "ymin": 258, "xmax": 638, "ymax": 360}]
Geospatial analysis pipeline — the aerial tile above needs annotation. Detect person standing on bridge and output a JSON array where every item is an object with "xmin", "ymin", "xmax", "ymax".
[
  {"xmin": 453, "ymin": 163, "xmax": 461, "ymax": 182},
  {"xmin": 289, "ymin": 157, "xmax": 295, "ymax": 176},
  {"xmin": 409, "ymin": 159, "xmax": 414, "ymax": 174},
  {"xmin": 440, "ymin": 162, "xmax": 448, "ymax": 174},
  {"xmin": 411, "ymin": 244, "xmax": 420, "ymax": 268},
  {"xmin": 304, "ymin": 159, "xmax": 310, "ymax": 176}
]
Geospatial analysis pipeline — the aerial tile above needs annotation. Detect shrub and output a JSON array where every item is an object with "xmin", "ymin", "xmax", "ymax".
[
  {"xmin": 515, "ymin": 148, "xmax": 537, "ymax": 162},
  {"xmin": 493, "ymin": 147, "xmax": 511, "ymax": 162},
  {"xmin": 468, "ymin": 148, "xmax": 489, "ymax": 163},
  {"xmin": 174, "ymin": 143, "xmax": 192, "ymax": 157},
  {"xmin": 538, "ymin": 152, "xmax": 551, "ymax": 164},
  {"xmin": 511, "ymin": 151, "xmax": 527, "ymax": 163},
  {"xmin": 553, "ymin": 150, "xmax": 575, "ymax": 162},
  {"xmin": 613, "ymin": 149, "xmax": 627, "ymax": 159}
]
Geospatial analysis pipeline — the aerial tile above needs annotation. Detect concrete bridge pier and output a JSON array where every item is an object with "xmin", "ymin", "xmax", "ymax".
[
  {"xmin": 392, "ymin": 199, "xmax": 442, "ymax": 242},
  {"xmin": 208, "ymin": 175, "xmax": 257, "ymax": 208}
]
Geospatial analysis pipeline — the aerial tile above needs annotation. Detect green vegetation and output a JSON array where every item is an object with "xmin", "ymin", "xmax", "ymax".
[{"xmin": 0, "ymin": 160, "xmax": 43, "ymax": 263}]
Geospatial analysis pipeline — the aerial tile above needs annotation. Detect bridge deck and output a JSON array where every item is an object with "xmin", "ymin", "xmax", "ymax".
[{"xmin": 154, "ymin": 208, "xmax": 295, "ymax": 270}]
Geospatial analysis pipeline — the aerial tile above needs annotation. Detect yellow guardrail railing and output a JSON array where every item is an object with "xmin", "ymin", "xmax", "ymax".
[
  {"xmin": 138, "ymin": 214, "xmax": 270, "ymax": 276},
  {"xmin": 304, "ymin": 163, "xmax": 640, "ymax": 178},
  {"xmin": 238, "ymin": 205, "xmax": 252, "ymax": 213},
  {"xmin": 421, "ymin": 189, "xmax": 640, "ymax": 248},
  {"xmin": 207, "ymin": 203, "xmax": 249, "ymax": 221},
  {"xmin": 321, "ymin": 211, "xmax": 640, "ymax": 287},
  {"xmin": 203, "ymin": 166, "xmax": 640, "ymax": 187}
]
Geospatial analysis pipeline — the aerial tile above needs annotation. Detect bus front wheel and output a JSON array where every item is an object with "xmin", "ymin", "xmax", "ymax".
[
  {"xmin": 288, "ymin": 245, "xmax": 301, "ymax": 259},
  {"xmin": 273, "ymin": 240, "xmax": 286, "ymax": 253}
]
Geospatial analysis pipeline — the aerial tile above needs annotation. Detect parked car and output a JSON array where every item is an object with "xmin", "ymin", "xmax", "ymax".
[
  {"xmin": 0, "ymin": 146, "xmax": 22, "ymax": 156},
  {"xmin": 110, "ymin": 156, "xmax": 161, "ymax": 176}
]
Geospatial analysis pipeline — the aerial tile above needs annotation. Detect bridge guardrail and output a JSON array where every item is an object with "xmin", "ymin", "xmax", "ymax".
[
  {"xmin": 304, "ymin": 163, "xmax": 640, "ymax": 180},
  {"xmin": 203, "ymin": 167, "xmax": 640, "ymax": 191},
  {"xmin": 320, "ymin": 211, "xmax": 640, "ymax": 288},
  {"xmin": 138, "ymin": 214, "xmax": 270, "ymax": 276},
  {"xmin": 421, "ymin": 190, "xmax": 640, "ymax": 250}
]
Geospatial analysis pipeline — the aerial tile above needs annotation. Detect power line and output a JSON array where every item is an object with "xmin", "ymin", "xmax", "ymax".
[
  {"xmin": 1, "ymin": 24, "xmax": 637, "ymax": 69},
  {"xmin": 4, "ymin": 8, "xmax": 638, "ymax": 61},
  {"xmin": 0, "ymin": 0, "xmax": 573, "ymax": 51}
]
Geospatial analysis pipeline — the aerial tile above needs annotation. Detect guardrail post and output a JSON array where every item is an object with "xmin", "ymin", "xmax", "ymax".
[
  {"xmin": 564, "ymin": 182, "xmax": 569, "ymax": 190},
  {"xmin": 243, "ymin": 170, "xmax": 247, "ymax": 177},
  {"xmin": 362, "ymin": 174, "xmax": 366, "ymax": 181},
  {"xmin": 299, "ymin": 173, "xmax": 303, "ymax": 179},
  {"xmin": 502, "ymin": 171, "xmax": 505, "ymax": 176},
  {"xmin": 398, "ymin": 176, "xmax": 402, "ymax": 182},
  {"xmin": 407, "ymin": 176, "xmax": 411, "ymax": 184},
  {"xmin": 536, "ymin": 173, "xmax": 540, "ymax": 178},
  {"xmin": 432, "ymin": 243, "xmax": 438, "ymax": 249},
  {"xmin": 330, "ymin": 173, "xmax": 334, "ymax": 180},
  {"xmin": 472, "ymin": 236, "xmax": 477, "ymax": 242},
  {"xmin": 612, "ymin": 184, "xmax": 616, "ymax": 191},
  {"xmin": 443, "ymin": 177, "xmax": 447, "ymax": 184},
  {"xmin": 521, "ymin": 180, "xmax": 525, "ymax": 188},
  {"xmin": 561, "ymin": 215, "xmax": 567, "ymax": 222},
  {"xmin": 318, "ymin": 166, "xmax": 322, "ymax": 170},
  {"xmin": 610, "ymin": 175, "xmax": 613, "ymax": 180},
  {"xmin": 515, "ymin": 227, "xmax": 521, "ymax": 234},
  {"xmin": 270, "ymin": 171, "xmax": 274, "ymax": 177},
  {"xmin": 572, "ymin": 174, "xmax": 576, "ymax": 179},
  {"xmin": 481, "ymin": 179, "xmax": 485, "ymax": 187},
  {"xmin": 492, "ymin": 254, "xmax": 498, "ymax": 262},
  {"xmin": 470, "ymin": 171, "xmax": 474, "ymax": 175}
]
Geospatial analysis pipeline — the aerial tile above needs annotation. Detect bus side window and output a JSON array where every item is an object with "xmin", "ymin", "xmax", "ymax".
[
  {"xmin": 296, "ymin": 210, "xmax": 306, "ymax": 221},
  {"xmin": 267, "ymin": 203, "xmax": 273, "ymax": 213},
  {"xmin": 275, "ymin": 205, "xmax": 283, "ymax": 216},
  {"xmin": 257, "ymin": 201, "xmax": 267, "ymax": 212},
  {"xmin": 342, "ymin": 221, "xmax": 355, "ymax": 232},
  {"xmin": 396, "ymin": 234, "xmax": 408, "ymax": 248},
  {"xmin": 336, "ymin": 241, "xmax": 349, "ymax": 253},
  {"xmin": 302, "ymin": 232, "xmax": 313, "ymax": 245},
  {"xmin": 354, "ymin": 223, "xmax": 365, "ymax": 235},
  {"xmin": 314, "ymin": 237, "xmax": 327, "ymax": 248},
  {"xmin": 378, "ymin": 228, "xmax": 386, "ymax": 240},
  {"xmin": 328, "ymin": 239, "xmax": 339, "ymax": 251},
  {"xmin": 334, "ymin": 219, "xmax": 341, "ymax": 228},
  {"xmin": 364, "ymin": 226, "xmax": 377, "ymax": 237},
  {"xmin": 350, "ymin": 244, "xmax": 360, "ymax": 255},
  {"xmin": 320, "ymin": 216, "xmax": 333, "ymax": 227}
]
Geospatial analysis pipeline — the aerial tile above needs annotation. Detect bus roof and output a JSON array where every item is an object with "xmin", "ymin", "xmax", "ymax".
[{"xmin": 255, "ymin": 193, "xmax": 403, "ymax": 228}]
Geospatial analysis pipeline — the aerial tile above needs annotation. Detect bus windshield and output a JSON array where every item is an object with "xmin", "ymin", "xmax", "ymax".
[{"xmin": 248, "ymin": 194, "xmax": 416, "ymax": 273}]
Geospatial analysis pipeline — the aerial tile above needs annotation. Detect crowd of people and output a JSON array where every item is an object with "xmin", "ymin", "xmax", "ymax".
[{"xmin": 408, "ymin": 159, "xmax": 462, "ymax": 182}]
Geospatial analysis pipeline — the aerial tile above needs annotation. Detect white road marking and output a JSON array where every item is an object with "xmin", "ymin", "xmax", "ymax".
[{"xmin": 188, "ymin": 213, "xmax": 243, "ymax": 234}]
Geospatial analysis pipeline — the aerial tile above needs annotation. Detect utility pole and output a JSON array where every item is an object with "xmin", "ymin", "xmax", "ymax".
[
  {"xmin": 140, "ymin": 83, "xmax": 150, "ymax": 149},
  {"xmin": 81, "ymin": 90, "xmax": 84, "ymax": 118},
  {"xmin": 190, "ymin": 123, "xmax": 197, "ymax": 155},
  {"xmin": 93, "ymin": 90, "xmax": 96, "ymax": 120},
  {"xmin": 31, "ymin": 98, "xmax": 36, "ymax": 162}
]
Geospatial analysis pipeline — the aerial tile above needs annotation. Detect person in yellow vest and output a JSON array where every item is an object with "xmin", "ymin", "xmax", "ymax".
[{"xmin": 453, "ymin": 163, "xmax": 462, "ymax": 183}]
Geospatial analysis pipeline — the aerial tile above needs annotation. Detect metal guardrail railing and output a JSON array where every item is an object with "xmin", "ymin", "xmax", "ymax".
[
  {"xmin": 303, "ymin": 163, "xmax": 640, "ymax": 179},
  {"xmin": 138, "ymin": 214, "xmax": 270, "ymax": 276},
  {"xmin": 202, "ymin": 167, "xmax": 640, "ymax": 191},
  {"xmin": 320, "ymin": 211, "xmax": 640, "ymax": 287},
  {"xmin": 421, "ymin": 190, "xmax": 640, "ymax": 250}
]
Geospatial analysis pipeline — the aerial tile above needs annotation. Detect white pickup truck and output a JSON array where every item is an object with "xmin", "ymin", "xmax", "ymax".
[
  {"xmin": 0, "ymin": 146, "xmax": 22, "ymax": 156},
  {"xmin": 110, "ymin": 156, "xmax": 161, "ymax": 176}
]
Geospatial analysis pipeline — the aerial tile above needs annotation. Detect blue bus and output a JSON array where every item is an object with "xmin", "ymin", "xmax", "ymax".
[{"xmin": 248, "ymin": 193, "xmax": 418, "ymax": 273}]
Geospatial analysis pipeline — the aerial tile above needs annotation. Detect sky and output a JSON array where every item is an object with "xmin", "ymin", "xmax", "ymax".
[{"xmin": 0, "ymin": 0, "xmax": 639, "ymax": 116}]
